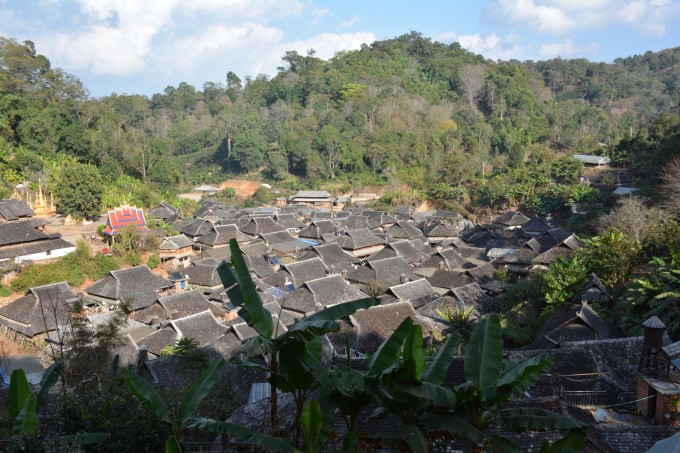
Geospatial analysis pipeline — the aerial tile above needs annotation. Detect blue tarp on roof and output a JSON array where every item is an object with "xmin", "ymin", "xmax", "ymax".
[{"xmin": 298, "ymin": 238, "xmax": 320, "ymax": 246}]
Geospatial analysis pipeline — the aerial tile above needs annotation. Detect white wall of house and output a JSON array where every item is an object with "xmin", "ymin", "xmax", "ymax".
[{"xmin": 15, "ymin": 246, "xmax": 76, "ymax": 263}]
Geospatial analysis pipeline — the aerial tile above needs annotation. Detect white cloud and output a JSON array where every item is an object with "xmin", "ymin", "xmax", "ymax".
[
  {"xmin": 311, "ymin": 7, "xmax": 330, "ymax": 18},
  {"xmin": 539, "ymin": 39, "xmax": 599, "ymax": 58},
  {"xmin": 150, "ymin": 28, "xmax": 374, "ymax": 87},
  {"xmin": 278, "ymin": 32, "xmax": 375, "ymax": 62},
  {"xmin": 155, "ymin": 22, "xmax": 286, "ymax": 78},
  {"xmin": 339, "ymin": 16, "xmax": 361, "ymax": 28},
  {"xmin": 486, "ymin": 0, "xmax": 680, "ymax": 36},
  {"xmin": 436, "ymin": 32, "xmax": 526, "ymax": 60}
]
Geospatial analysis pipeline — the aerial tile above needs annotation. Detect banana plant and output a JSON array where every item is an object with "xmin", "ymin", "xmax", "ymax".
[
  {"xmin": 314, "ymin": 318, "xmax": 460, "ymax": 453},
  {"xmin": 217, "ymin": 238, "xmax": 379, "ymax": 445},
  {"xmin": 118, "ymin": 359, "xmax": 227, "ymax": 452},
  {"xmin": 424, "ymin": 313, "xmax": 588, "ymax": 452},
  {"xmin": 6, "ymin": 362, "xmax": 108, "ymax": 447}
]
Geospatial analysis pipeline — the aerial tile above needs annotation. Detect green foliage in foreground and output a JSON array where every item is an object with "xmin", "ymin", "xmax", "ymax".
[
  {"xmin": 5, "ymin": 363, "xmax": 109, "ymax": 450},
  {"xmin": 617, "ymin": 253, "xmax": 680, "ymax": 341},
  {"xmin": 214, "ymin": 239, "xmax": 587, "ymax": 452}
]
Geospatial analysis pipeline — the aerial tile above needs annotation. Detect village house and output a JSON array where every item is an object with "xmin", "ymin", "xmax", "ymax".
[
  {"xmin": 84, "ymin": 265, "xmax": 173, "ymax": 311},
  {"xmin": 0, "ymin": 219, "xmax": 75, "ymax": 267},
  {"xmin": 0, "ymin": 282, "xmax": 74, "ymax": 340},
  {"xmin": 158, "ymin": 234, "xmax": 194, "ymax": 268},
  {"xmin": 287, "ymin": 190, "xmax": 333, "ymax": 207}
]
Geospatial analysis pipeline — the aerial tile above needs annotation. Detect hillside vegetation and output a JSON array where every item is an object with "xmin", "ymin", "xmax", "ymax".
[{"xmin": 1, "ymin": 32, "xmax": 679, "ymax": 216}]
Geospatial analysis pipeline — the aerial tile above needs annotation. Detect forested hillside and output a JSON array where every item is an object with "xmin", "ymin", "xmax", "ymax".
[{"xmin": 1, "ymin": 32, "xmax": 679, "ymax": 215}]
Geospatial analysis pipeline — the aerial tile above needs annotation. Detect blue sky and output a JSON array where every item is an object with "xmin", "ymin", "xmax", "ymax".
[{"xmin": 1, "ymin": 0, "xmax": 679, "ymax": 98}]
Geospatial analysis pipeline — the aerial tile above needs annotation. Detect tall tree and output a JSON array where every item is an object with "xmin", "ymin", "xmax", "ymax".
[{"xmin": 55, "ymin": 163, "xmax": 103, "ymax": 219}]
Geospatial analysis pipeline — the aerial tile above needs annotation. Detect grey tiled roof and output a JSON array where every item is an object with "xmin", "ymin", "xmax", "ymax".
[
  {"xmin": 171, "ymin": 310, "xmax": 227, "ymax": 346},
  {"xmin": 182, "ymin": 264, "xmax": 222, "ymax": 288},
  {"xmin": 305, "ymin": 243, "xmax": 360, "ymax": 270},
  {"xmin": 349, "ymin": 301, "xmax": 422, "ymax": 353},
  {"xmin": 387, "ymin": 278, "xmax": 438, "ymax": 309},
  {"xmin": 0, "ymin": 237, "xmax": 75, "ymax": 261},
  {"xmin": 0, "ymin": 220, "xmax": 49, "ymax": 246},
  {"xmin": 521, "ymin": 215, "xmax": 551, "ymax": 233},
  {"xmin": 137, "ymin": 326, "xmax": 178, "ymax": 356},
  {"xmin": 291, "ymin": 190, "xmax": 332, "ymax": 198},
  {"xmin": 0, "ymin": 199, "xmax": 34, "ymax": 218},
  {"xmin": 130, "ymin": 303, "xmax": 167, "ymax": 324},
  {"xmin": 159, "ymin": 234, "xmax": 194, "ymax": 250},
  {"xmin": 348, "ymin": 256, "xmax": 415, "ymax": 287},
  {"xmin": 0, "ymin": 282, "xmax": 74, "ymax": 336},
  {"xmin": 451, "ymin": 283, "xmax": 501, "ymax": 316},
  {"xmin": 466, "ymin": 262, "xmax": 496, "ymax": 283},
  {"xmin": 159, "ymin": 289, "xmax": 226, "ymax": 318},
  {"xmin": 663, "ymin": 340, "xmax": 680, "ymax": 359},
  {"xmin": 275, "ymin": 213, "xmax": 306, "ymax": 229},
  {"xmin": 492, "ymin": 210, "xmax": 530, "ymax": 226},
  {"xmin": 281, "ymin": 287, "xmax": 317, "ymax": 314},
  {"xmin": 339, "ymin": 215, "xmax": 371, "ymax": 231},
  {"xmin": 239, "ymin": 217, "xmax": 285, "ymax": 236},
  {"xmin": 426, "ymin": 269, "xmax": 473, "ymax": 289},
  {"xmin": 533, "ymin": 244, "xmax": 574, "ymax": 264},
  {"xmin": 416, "ymin": 295, "xmax": 464, "ymax": 321},
  {"xmin": 385, "ymin": 220, "xmax": 422, "ymax": 239},
  {"xmin": 304, "ymin": 274, "xmax": 368, "ymax": 307},
  {"xmin": 196, "ymin": 224, "xmax": 252, "ymax": 246},
  {"xmin": 298, "ymin": 220, "xmax": 337, "ymax": 239},
  {"xmin": 147, "ymin": 202, "xmax": 180, "ymax": 220},
  {"xmin": 366, "ymin": 240, "xmax": 428, "ymax": 265},
  {"xmin": 85, "ymin": 266, "xmax": 173, "ymax": 311},
  {"xmin": 335, "ymin": 228, "xmax": 384, "ymax": 250},
  {"xmin": 282, "ymin": 258, "xmax": 329, "ymax": 287},
  {"xmin": 260, "ymin": 230, "xmax": 296, "ymax": 245},
  {"xmin": 179, "ymin": 218, "xmax": 212, "ymax": 237}
]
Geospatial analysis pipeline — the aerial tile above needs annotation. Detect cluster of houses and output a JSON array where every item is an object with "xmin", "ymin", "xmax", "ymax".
[
  {"xmin": 0, "ymin": 194, "xmax": 678, "ymax": 450},
  {"xmin": 0, "ymin": 198, "xmax": 75, "ymax": 269}
]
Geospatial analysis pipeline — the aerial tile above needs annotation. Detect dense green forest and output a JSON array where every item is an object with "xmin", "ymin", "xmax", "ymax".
[{"xmin": 1, "ymin": 32, "xmax": 679, "ymax": 214}]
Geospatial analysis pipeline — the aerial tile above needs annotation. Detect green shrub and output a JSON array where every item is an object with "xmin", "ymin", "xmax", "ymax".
[
  {"xmin": 160, "ymin": 345, "xmax": 176, "ymax": 356},
  {"xmin": 147, "ymin": 254, "xmax": 161, "ymax": 269},
  {"xmin": 175, "ymin": 337, "xmax": 209, "ymax": 371},
  {"xmin": 125, "ymin": 251, "xmax": 142, "ymax": 266}
]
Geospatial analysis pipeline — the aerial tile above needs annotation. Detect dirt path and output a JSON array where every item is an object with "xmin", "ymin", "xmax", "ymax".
[{"xmin": 0, "ymin": 337, "xmax": 31, "ymax": 356}]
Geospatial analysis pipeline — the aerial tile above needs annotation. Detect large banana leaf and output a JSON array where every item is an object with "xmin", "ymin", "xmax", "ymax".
[
  {"xmin": 119, "ymin": 368, "xmax": 172, "ymax": 424},
  {"xmin": 393, "ymin": 381, "xmax": 457, "ymax": 407},
  {"xmin": 498, "ymin": 407, "xmax": 586, "ymax": 432},
  {"xmin": 301, "ymin": 297, "xmax": 379, "ymax": 324},
  {"xmin": 7, "ymin": 369, "xmax": 31, "ymax": 422},
  {"xmin": 401, "ymin": 423, "xmax": 429, "ymax": 453},
  {"xmin": 13, "ymin": 393, "xmax": 38, "ymax": 436},
  {"xmin": 189, "ymin": 418, "xmax": 295, "ymax": 452},
  {"xmin": 8, "ymin": 369, "xmax": 39, "ymax": 436},
  {"xmin": 424, "ymin": 414, "xmax": 489, "ymax": 446},
  {"xmin": 36, "ymin": 362, "xmax": 60, "ymax": 407},
  {"xmin": 539, "ymin": 429, "xmax": 587, "ymax": 453},
  {"xmin": 422, "ymin": 331, "xmax": 460, "ymax": 385},
  {"xmin": 494, "ymin": 353, "xmax": 555, "ymax": 404},
  {"xmin": 165, "ymin": 435, "xmax": 182, "ymax": 453},
  {"xmin": 365, "ymin": 318, "xmax": 413, "ymax": 378},
  {"xmin": 464, "ymin": 313, "xmax": 503, "ymax": 390},
  {"xmin": 396, "ymin": 324, "xmax": 425, "ymax": 381},
  {"xmin": 485, "ymin": 434, "xmax": 521, "ymax": 453},
  {"xmin": 60, "ymin": 432, "xmax": 111, "ymax": 446},
  {"xmin": 228, "ymin": 239, "xmax": 273, "ymax": 339},
  {"xmin": 178, "ymin": 359, "xmax": 226, "ymax": 425},
  {"xmin": 301, "ymin": 400, "xmax": 322, "ymax": 453}
]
